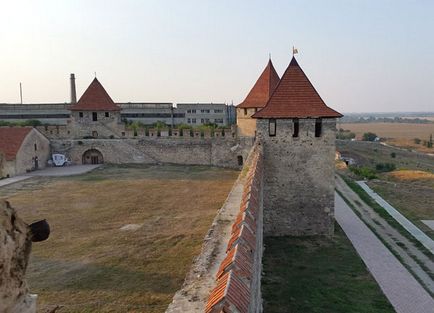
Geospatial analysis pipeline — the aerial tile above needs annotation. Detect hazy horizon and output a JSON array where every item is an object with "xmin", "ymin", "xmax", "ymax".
[{"xmin": 1, "ymin": 1, "xmax": 433, "ymax": 113}]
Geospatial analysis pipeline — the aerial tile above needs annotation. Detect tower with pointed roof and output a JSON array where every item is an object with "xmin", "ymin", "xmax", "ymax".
[
  {"xmin": 69, "ymin": 78, "xmax": 123, "ymax": 139},
  {"xmin": 236, "ymin": 59, "xmax": 280, "ymax": 137},
  {"xmin": 253, "ymin": 57, "xmax": 342, "ymax": 236}
]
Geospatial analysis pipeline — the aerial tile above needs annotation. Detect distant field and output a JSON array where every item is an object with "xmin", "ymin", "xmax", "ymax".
[
  {"xmin": 340, "ymin": 122, "xmax": 434, "ymax": 152},
  {"xmin": 340, "ymin": 122, "xmax": 434, "ymax": 140},
  {"xmin": 0, "ymin": 164, "xmax": 238, "ymax": 313}
]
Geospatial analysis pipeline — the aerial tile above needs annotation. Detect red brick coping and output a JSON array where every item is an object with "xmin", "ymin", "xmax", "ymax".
[{"xmin": 205, "ymin": 148, "xmax": 263, "ymax": 313}]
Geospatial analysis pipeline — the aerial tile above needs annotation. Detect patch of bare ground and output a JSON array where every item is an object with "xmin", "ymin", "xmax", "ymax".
[
  {"xmin": 0, "ymin": 164, "xmax": 238, "ymax": 313},
  {"xmin": 335, "ymin": 175, "xmax": 434, "ymax": 295}
]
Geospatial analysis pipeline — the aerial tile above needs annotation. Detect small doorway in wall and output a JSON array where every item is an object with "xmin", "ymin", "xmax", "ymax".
[
  {"xmin": 34, "ymin": 156, "xmax": 39, "ymax": 170},
  {"xmin": 82, "ymin": 149, "xmax": 104, "ymax": 164},
  {"xmin": 237, "ymin": 155, "xmax": 243, "ymax": 166}
]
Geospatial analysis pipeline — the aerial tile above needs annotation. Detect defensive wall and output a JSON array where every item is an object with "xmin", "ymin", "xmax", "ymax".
[
  {"xmin": 50, "ymin": 135, "xmax": 254, "ymax": 169},
  {"xmin": 166, "ymin": 143, "xmax": 264, "ymax": 313}
]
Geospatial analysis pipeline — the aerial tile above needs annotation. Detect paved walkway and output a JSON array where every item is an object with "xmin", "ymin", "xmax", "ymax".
[
  {"xmin": 335, "ymin": 193, "xmax": 434, "ymax": 313},
  {"xmin": 0, "ymin": 165, "xmax": 101, "ymax": 187},
  {"xmin": 0, "ymin": 175, "xmax": 31, "ymax": 187},
  {"xmin": 357, "ymin": 181, "xmax": 434, "ymax": 255},
  {"xmin": 27, "ymin": 165, "xmax": 101, "ymax": 177}
]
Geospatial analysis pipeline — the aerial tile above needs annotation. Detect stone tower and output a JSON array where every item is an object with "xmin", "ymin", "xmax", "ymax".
[
  {"xmin": 237, "ymin": 60, "xmax": 280, "ymax": 137},
  {"xmin": 69, "ymin": 78, "xmax": 122, "ymax": 139},
  {"xmin": 253, "ymin": 57, "xmax": 342, "ymax": 236}
]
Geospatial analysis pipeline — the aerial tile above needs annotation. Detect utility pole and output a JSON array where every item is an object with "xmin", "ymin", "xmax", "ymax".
[{"xmin": 19, "ymin": 82, "xmax": 23, "ymax": 104}]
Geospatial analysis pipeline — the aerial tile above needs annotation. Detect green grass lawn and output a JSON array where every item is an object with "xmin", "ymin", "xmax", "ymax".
[{"xmin": 262, "ymin": 224, "xmax": 394, "ymax": 313}]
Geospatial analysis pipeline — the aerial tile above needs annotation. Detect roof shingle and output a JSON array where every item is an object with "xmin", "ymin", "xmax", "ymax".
[
  {"xmin": 70, "ymin": 78, "xmax": 120, "ymax": 111},
  {"xmin": 253, "ymin": 57, "xmax": 342, "ymax": 118},
  {"xmin": 0, "ymin": 127, "xmax": 32, "ymax": 161},
  {"xmin": 237, "ymin": 60, "xmax": 280, "ymax": 109}
]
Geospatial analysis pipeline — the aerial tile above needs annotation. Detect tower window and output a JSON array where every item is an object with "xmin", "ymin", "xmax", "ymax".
[
  {"xmin": 269, "ymin": 119, "xmax": 276, "ymax": 137},
  {"xmin": 315, "ymin": 118, "xmax": 322, "ymax": 137},
  {"xmin": 92, "ymin": 112, "xmax": 98, "ymax": 121},
  {"xmin": 293, "ymin": 118, "xmax": 299, "ymax": 138},
  {"xmin": 105, "ymin": 112, "xmax": 109, "ymax": 117},
  {"xmin": 244, "ymin": 108, "xmax": 247, "ymax": 115},
  {"xmin": 79, "ymin": 112, "xmax": 83, "ymax": 118},
  {"xmin": 34, "ymin": 143, "xmax": 37, "ymax": 151}
]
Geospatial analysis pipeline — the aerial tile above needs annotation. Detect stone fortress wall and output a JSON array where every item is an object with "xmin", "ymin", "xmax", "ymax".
[
  {"xmin": 205, "ymin": 145, "xmax": 264, "ymax": 313},
  {"xmin": 256, "ymin": 118, "xmax": 337, "ymax": 236},
  {"xmin": 50, "ymin": 135, "xmax": 254, "ymax": 169}
]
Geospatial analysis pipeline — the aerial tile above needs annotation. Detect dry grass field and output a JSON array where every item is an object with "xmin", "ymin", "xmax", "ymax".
[
  {"xmin": 0, "ymin": 164, "xmax": 238, "ymax": 313},
  {"xmin": 340, "ymin": 122, "xmax": 434, "ymax": 152},
  {"xmin": 340, "ymin": 122, "xmax": 434, "ymax": 140}
]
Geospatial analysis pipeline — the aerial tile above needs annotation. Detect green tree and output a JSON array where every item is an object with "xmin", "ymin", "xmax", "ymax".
[{"xmin": 362, "ymin": 132, "xmax": 378, "ymax": 141}]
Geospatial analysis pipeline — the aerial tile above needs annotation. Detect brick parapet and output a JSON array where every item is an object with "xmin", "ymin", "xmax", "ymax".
[{"xmin": 205, "ymin": 144, "xmax": 264, "ymax": 313}]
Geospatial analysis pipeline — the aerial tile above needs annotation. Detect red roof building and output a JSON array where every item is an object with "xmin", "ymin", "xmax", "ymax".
[
  {"xmin": 70, "ymin": 78, "xmax": 120, "ymax": 112},
  {"xmin": 0, "ymin": 127, "xmax": 50, "ymax": 178},
  {"xmin": 238, "ymin": 60, "xmax": 280, "ymax": 109},
  {"xmin": 0, "ymin": 127, "xmax": 33, "ymax": 161},
  {"xmin": 253, "ymin": 57, "xmax": 342, "ymax": 119}
]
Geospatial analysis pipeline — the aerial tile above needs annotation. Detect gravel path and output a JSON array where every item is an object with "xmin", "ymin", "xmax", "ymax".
[
  {"xmin": 335, "ymin": 193, "xmax": 434, "ymax": 313},
  {"xmin": 357, "ymin": 181, "xmax": 434, "ymax": 254}
]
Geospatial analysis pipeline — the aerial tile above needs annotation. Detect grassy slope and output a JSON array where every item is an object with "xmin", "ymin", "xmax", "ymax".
[
  {"xmin": 0, "ymin": 164, "xmax": 238, "ymax": 313},
  {"xmin": 368, "ymin": 171, "xmax": 434, "ymax": 239},
  {"xmin": 262, "ymin": 225, "xmax": 394, "ymax": 313}
]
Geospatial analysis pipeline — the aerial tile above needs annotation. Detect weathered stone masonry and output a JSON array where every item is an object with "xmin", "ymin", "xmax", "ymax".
[
  {"xmin": 256, "ymin": 118, "xmax": 336, "ymax": 236},
  {"xmin": 50, "ymin": 136, "xmax": 254, "ymax": 169}
]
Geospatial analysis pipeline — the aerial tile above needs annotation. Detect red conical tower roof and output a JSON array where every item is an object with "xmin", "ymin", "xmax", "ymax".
[
  {"xmin": 253, "ymin": 57, "xmax": 342, "ymax": 118},
  {"xmin": 237, "ymin": 60, "xmax": 280, "ymax": 108},
  {"xmin": 70, "ymin": 78, "xmax": 120, "ymax": 111}
]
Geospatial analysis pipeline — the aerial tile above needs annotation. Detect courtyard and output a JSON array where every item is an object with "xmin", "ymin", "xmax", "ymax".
[{"xmin": 0, "ymin": 164, "xmax": 239, "ymax": 313}]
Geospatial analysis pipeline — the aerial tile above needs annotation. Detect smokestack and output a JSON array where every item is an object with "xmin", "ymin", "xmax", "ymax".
[{"xmin": 70, "ymin": 73, "xmax": 77, "ymax": 104}]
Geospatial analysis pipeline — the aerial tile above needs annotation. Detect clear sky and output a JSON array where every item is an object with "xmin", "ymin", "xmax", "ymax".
[{"xmin": 1, "ymin": 0, "xmax": 433, "ymax": 113}]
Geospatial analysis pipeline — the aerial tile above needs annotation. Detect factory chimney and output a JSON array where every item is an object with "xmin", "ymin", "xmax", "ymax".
[{"xmin": 70, "ymin": 73, "xmax": 77, "ymax": 104}]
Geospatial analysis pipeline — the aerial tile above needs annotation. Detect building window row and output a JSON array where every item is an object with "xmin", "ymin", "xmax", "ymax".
[{"xmin": 268, "ymin": 118, "xmax": 322, "ymax": 137}]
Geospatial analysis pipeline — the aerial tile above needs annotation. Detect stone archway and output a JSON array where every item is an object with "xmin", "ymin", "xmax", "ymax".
[{"xmin": 82, "ymin": 149, "xmax": 104, "ymax": 164}]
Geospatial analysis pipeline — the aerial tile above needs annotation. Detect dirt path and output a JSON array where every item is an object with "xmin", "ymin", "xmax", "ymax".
[{"xmin": 336, "ymin": 175, "xmax": 434, "ymax": 294}]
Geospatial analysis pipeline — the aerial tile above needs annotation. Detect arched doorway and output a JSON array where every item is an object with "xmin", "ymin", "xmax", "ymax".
[{"xmin": 82, "ymin": 149, "xmax": 104, "ymax": 164}]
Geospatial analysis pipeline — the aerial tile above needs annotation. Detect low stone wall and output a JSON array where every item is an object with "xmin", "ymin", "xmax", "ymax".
[
  {"xmin": 205, "ymin": 145, "xmax": 263, "ymax": 313},
  {"xmin": 50, "ymin": 137, "xmax": 254, "ymax": 169}
]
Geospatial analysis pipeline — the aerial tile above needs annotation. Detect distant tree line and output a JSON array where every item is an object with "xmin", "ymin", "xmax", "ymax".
[
  {"xmin": 414, "ymin": 134, "xmax": 433, "ymax": 148},
  {"xmin": 0, "ymin": 120, "xmax": 42, "ymax": 127},
  {"xmin": 341, "ymin": 116, "xmax": 434, "ymax": 124}
]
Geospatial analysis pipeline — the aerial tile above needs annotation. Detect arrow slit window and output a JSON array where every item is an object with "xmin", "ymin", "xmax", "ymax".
[
  {"xmin": 269, "ymin": 119, "xmax": 276, "ymax": 137},
  {"xmin": 315, "ymin": 118, "xmax": 322, "ymax": 137},
  {"xmin": 293, "ymin": 118, "xmax": 299, "ymax": 137}
]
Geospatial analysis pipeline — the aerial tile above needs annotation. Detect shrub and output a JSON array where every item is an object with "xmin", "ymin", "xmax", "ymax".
[
  {"xmin": 336, "ymin": 129, "xmax": 356, "ymax": 140},
  {"xmin": 390, "ymin": 152, "xmax": 396, "ymax": 158},
  {"xmin": 362, "ymin": 132, "xmax": 378, "ymax": 141},
  {"xmin": 414, "ymin": 138, "xmax": 421, "ymax": 144},
  {"xmin": 349, "ymin": 166, "xmax": 377, "ymax": 179},
  {"xmin": 375, "ymin": 163, "xmax": 396, "ymax": 172}
]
